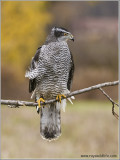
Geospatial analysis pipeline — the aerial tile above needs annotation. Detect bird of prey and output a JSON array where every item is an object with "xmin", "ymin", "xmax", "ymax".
[{"xmin": 25, "ymin": 27, "xmax": 74, "ymax": 141}]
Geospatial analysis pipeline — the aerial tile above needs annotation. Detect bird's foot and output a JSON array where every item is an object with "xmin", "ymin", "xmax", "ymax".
[
  {"xmin": 56, "ymin": 94, "xmax": 66, "ymax": 103},
  {"xmin": 37, "ymin": 98, "xmax": 45, "ymax": 114},
  {"xmin": 37, "ymin": 98, "xmax": 45, "ymax": 108}
]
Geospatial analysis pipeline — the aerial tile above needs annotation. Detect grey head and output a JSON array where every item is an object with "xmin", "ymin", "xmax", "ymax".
[{"xmin": 45, "ymin": 27, "xmax": 74, "ymax": 44}]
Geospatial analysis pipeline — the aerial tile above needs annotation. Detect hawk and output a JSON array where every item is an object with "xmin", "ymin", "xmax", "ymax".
[{"xmin": 25, "ymin": 27, "xmax": 74, "ymax": 141}]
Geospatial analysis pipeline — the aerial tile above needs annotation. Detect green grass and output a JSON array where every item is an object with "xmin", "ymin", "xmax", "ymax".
[{"xmin": 1, "ymin": 101, "xmax": 119, "ymax": 159}]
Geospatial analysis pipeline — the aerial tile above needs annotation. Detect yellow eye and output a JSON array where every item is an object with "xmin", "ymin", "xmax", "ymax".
[{"xmin": 64, "ymin": 33, "xmax": 68, "ymax": 36}]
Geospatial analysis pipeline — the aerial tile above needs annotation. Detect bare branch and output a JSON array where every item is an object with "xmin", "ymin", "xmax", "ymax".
[
  {"xmin": 112, "ymin": 103, "xmax": 119, "ymax": 120},
  {"xmin": 99, "ymin": 87, "xmax": 119, "ymax": 119},
  {"xmin": 66, "ymin": 80, "xmax": 119, "ymax": 98},
  {"xmin": 1, "ymin": 80, "xmax": 119, "ymax": 108},
  {"xmin": 1, "ymin": 100, "xmax": 37, "ymax": 107},
  {"xmin": 99, "ymin": 88, "xmax": 119, "ymax": 107}
]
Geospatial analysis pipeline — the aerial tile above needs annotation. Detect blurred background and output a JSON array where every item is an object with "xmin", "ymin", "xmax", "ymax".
[{"xmin": 1, "ymin": 1, "xmax": 118, "ymax": 159}]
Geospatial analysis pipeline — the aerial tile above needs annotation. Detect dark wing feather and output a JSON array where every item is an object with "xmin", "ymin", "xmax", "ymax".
[
  {"xmin": 67, "ymin": 52, "xmax": 74, "ymax": 91},
  {"xmin": 29, "ymin": 47, "xmax": 41, "ymax": 93}
]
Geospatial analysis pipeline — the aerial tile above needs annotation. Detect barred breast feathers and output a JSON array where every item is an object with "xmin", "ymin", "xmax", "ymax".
[{"xmin": 26, "ymin": 41, "xmax": 71, "ymax": 87}]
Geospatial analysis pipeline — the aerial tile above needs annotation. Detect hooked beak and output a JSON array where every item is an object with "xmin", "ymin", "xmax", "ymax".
[
  {"xmin": 70, "ymin": 34, "xmax": 74, "ymax": 42},
  {"xmin": 71, "ymin": 37, "xmax": 74, "ymax": 42}
]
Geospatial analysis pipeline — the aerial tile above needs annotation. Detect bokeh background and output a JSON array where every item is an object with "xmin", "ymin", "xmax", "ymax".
[{"xmin": 1, "ymin": 1, "xmax": 118, "ymax": 159}]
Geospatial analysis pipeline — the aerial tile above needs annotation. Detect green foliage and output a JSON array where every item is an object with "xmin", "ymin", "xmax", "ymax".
[{"xmin": 1, "ymin": 1, "xmax": 52, "ymax": 79}]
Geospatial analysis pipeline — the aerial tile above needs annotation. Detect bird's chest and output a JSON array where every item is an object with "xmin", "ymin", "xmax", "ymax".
[{"xmin": 41, "ymin": 43, "xmax": 71, "ymax": 74}]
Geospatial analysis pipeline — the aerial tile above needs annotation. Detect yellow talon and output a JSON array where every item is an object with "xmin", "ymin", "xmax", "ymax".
[
  {"xmin": 56, "ymin": 94, "xmax": 66, "ymax": 103},
  {"xmin": 37, "ymin": 98, "xmax": 45, "ymax": 108}
]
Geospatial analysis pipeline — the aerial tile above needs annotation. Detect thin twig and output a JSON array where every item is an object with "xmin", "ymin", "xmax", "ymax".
[
  {"xmin": 99, "ymin": 87, "xmax": 119, "ymax": 119},
  {"xmin": 99, "ymin": 88, "xmax": 119, "ymax": 106},
  {"xmin": 1, "ymin": 80, "xmax": 119, "ymax": 107},
  {"xmin": 112, "ymin": 103, "xmax": 119, "ymax": 120}
]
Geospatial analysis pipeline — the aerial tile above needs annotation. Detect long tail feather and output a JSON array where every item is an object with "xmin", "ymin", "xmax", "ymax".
[{"xmin": 40, "ymin": 102, "xmax": 61, "ymax": 141}]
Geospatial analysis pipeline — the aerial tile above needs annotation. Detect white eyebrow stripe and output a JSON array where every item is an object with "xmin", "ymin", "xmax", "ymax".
[{"xmin": 56, "ymin": 28, "xmax": 69, "ymax": 33}]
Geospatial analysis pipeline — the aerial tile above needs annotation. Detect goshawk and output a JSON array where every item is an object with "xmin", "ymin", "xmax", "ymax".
[{"xmin": 25, "ymin": 27, "xmax": 74, "ymax": 140}]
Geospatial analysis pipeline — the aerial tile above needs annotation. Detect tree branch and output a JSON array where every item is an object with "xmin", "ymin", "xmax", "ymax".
[
  {"xmin": 99, "ymin": 87, "xmax": 118, "ymax": 107},
  {"xmin": 1, "ymin": 80, "xmax": 119, "ymax": 108},
  {"xmin": 99, "ymin": 87, "xmax": 119, "ymax": 119}
]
